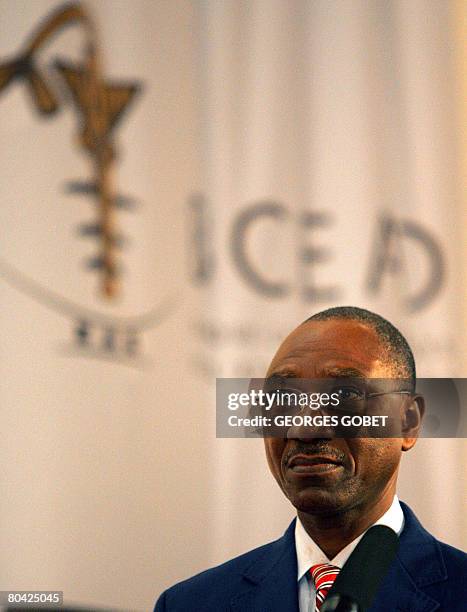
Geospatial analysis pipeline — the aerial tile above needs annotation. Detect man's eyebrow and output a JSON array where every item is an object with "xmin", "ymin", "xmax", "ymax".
[
  {"xmin": 265, "ymin": 370, "xmax": 297, "ymax": 381},
  {"xmin": 266, "ymin": 367, "xmax": 367, "ymax": 380},
  {"xmin": 323, "ymin": 367, "xmax": 366, "ymax": 378}
]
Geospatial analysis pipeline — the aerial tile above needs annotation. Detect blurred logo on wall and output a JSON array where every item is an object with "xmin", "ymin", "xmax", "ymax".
[
  {"xmin": 188, "ymin": 194, "xmax": 447, "ymax": 378},
  {"xmin": 0, "ymin": 2, "xmax": 174, "ymax": 365}
]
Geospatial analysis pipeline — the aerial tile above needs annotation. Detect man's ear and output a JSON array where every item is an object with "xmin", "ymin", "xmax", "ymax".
[{"xmin": 401, "ymin": 394, "xmax": 425, "ymax": 451}]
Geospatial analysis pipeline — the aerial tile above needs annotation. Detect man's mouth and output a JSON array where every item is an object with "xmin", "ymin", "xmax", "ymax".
[{"xmin": 287, "ymin": 454, "xmax": 344, "ymax": 474}]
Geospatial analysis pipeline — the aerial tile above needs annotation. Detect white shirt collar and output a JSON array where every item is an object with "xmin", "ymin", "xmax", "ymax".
[{"xmin": 295, "ymin": 495, "xmax": 404, "ymax": 581}]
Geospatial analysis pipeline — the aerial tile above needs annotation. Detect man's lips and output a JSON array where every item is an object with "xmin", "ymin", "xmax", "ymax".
[
  {"xmin": 288, "ymin": 454, "xmax": 344, "ymax": 467},
  {"xmin": 287, "ymin": 454, "xmax": 344, "ymax": 474}
]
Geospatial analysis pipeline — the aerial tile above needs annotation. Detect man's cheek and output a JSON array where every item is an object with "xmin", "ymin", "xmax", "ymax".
[
  {"xmin": 269, "ymin": 442, "xmax": 286, "ymax": 480},
  {"xmin": 264, "ymin": 441, "xmax": 280, "ymax": 474}
]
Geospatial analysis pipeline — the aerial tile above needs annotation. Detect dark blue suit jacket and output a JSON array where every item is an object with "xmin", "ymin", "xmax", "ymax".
[{"xmin": 154, "ymin": 503, "xmax": 467, "ymax": 611}]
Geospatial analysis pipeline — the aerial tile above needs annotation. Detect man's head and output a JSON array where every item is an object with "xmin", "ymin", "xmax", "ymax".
[
  {"xmin": 306, "ymin": 306, "xmax": 416, "ymax": 390},
  {"xmin": 264, "ymin": 306, "xmax": 424, "ymax": 519}
]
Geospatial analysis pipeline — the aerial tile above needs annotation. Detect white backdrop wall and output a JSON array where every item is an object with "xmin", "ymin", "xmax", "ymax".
[
  {"xmin": 196, "ymin": 0, "xmax": 466, "ymax": 565},
  {"xmin": 0, "ymin": 1, "xmax": 465, "ymax": 611}
]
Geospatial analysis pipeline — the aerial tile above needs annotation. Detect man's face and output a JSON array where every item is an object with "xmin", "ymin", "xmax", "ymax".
[{"xmin": 264, "ymin": 319, "xmax": 417, "ymax": 517}]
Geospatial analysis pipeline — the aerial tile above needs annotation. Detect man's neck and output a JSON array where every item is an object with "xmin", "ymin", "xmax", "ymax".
[{"xmin": 297, "ymin": 487, "xmax": 396, "ymax": 560}]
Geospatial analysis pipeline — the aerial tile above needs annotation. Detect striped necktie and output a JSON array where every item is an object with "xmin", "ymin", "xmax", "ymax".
[{"xmin": 309, "ymin": 563, "xmax": 340, "ymax": 611}]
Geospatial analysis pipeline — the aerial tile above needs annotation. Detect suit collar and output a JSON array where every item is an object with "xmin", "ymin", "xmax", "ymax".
[
  {"xmin": 230, "ymin": 521, "xmax": 299, "ymax": 612},
  {"xmin": 397, "ymin": 502, "xmax": 447, "ymax": 588}
]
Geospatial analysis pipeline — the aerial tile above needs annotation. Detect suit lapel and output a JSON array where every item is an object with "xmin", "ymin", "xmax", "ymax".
[
  {"xmin": 230, "ymin": 521, "xmax": 299, "ymax": 612},
  {"xmin": 370, "ymin": 503, "xmax": 447, "ymax": 612},
  {"xmin": 371, "ymin": 558, "xmax": 440, "ymax": 612}
]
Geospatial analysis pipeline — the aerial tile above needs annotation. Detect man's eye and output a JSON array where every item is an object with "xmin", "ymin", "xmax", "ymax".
[{"xmin": 334, "ymin": 386, "xmax": 364, "ymax": 401}]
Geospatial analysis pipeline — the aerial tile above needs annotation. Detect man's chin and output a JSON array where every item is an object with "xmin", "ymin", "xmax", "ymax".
[{"xmin": 287, "ymin": 488, "xmax": 350, "ymax": 516}]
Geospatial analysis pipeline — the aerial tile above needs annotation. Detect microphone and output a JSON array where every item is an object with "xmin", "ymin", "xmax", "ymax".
[{"xmin": 320, "ymin": 525, "xmax": 399, "ymax": 612}]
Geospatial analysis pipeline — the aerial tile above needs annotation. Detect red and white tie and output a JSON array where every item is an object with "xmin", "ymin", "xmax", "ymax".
[{"xmin": 309, "ymin": 563, "xmax": 340, "ymax": 611}]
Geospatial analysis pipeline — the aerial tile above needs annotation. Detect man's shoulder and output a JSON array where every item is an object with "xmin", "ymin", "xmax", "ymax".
[
  {"xmin": 169, "ymin": 536, "xmax": 281, "ymax": 589},
  {"xmin": 436, "ymin": 538, "xmax": 467, "ymax": 568},
  {"xmin": 154, "ymin": 528, "xmax": 292, "ymax": 611},
  {"xmin": 397, "ymin": 500, "xmax": 467, "ymax": 608},
  {"xmin": 400, "ymin": 501, "xmax": 466, "ymax": 562}
]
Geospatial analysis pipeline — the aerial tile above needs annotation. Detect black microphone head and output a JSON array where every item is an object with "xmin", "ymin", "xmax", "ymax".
[{"xmin": 321, "ymin": 525, "xmax": 399, "ymax": 612}]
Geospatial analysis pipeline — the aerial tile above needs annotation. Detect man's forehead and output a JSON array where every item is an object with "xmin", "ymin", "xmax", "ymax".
[{"xmin": 267, "ymin": 319, "xmax": 390, "ymax": 376}]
